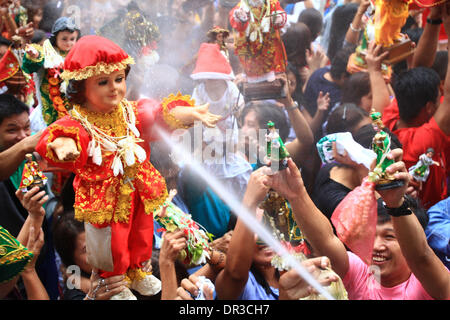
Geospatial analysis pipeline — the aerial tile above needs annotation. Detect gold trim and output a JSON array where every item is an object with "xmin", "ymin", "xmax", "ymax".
[
  {"xmin": 45, "ymin": 124, "xmax": 82, "ymax": 163},
  {"xmin": 61, "ymin": 56, "xmax": 135, "ymax": 81},
  {"xmin": 161, "ymin": 92, "xmax": 195, "ymax": 130}
]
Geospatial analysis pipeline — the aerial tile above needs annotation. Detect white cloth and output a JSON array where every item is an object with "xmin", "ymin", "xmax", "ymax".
[{"xmin": 192, "ymin": 80, "xmax": 252, "ymax": 198}]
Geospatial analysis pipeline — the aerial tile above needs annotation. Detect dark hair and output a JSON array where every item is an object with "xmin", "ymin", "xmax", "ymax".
[
  {"xmin": 431, "ymin": 51, "xmax": 448, "ymax": 82},
  {"xmin": 377, "ymin": 196, "xmax": 428, "ymax": 230},
  {"xmin": 66, "ymin": 66, "xmax": 131, "ymax": 105},
  {"xmin": 52, "ymin": 211, "xmax": 85, "ymax": 268},
  {"xmin": 239, "ymin": 101, "xmax": 290, "ymax": 142},
  {"xmin": 31, "ymin": 29, "xmax": 48, "ymax": 44},
  {"xmin": 341, "ymin": 72, "xmax": 371, "ymax": 107},
  {"xmin": 38, "ymin": 1, "xmax": 64, "ymax": 33},
  {"xmin": 298, "ymin": 8, "xmax": 323, "ymax": 41},
  {"xmin": 325, "ymin": 104, "xmax": 402, "ymax": 149},
  {"xmin": 353, "ymin": 123, "xmax": 402, "ymax": 150},
  {"xmin": 330, "ymin": 46, "xmax": 353, "ymax": 81},
  {"xmin": 282, "ymin": 22, "xmax": 311, "ymax": 69},
  {"xmin": 392, "ymin": 67, "xmax": 440, "ymax": 122},
  {"xmin": 0, "ymin": 35, "xmax": 11, "ymax": 47},
  {"xmin": 287, "ymin": 62, "xmax": 305, "ymax": 106},
  {"xmin": 24, "ymin": 1, "xmax": 43, "ymax": 24},
  {"xmin": 327, "ymin": 3, "xmax": 358, "ymax": 61},
  {"xmin": 405, "ymin": 27, "xmax": 423, "ymax": 45},
  {"xmin": 325, "ymin": 103, "xmax": 368, "ymax": 135},
  {"xmin": 0, "ymin": 93, "xmax": 29, "ymax": 125}
]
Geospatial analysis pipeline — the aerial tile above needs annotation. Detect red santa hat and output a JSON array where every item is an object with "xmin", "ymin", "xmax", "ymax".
[
  {"xmin": 191, "ymin": 43, "xmax": 234, "ymax": 81},
  {"xmin": 61, "ymin": 35, "xmax": 134, "ymax": 81}
]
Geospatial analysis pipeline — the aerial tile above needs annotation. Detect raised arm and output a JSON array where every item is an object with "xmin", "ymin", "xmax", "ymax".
[
  {"xmin": 301, "ymin": 90, "xmax": 330, "ymax": 139},
  {"xmin": 345, "ymin": 0, "xmax": 371, "ymax": 46},
  {"xmin": 365, "ymin": 42, "xmax": 390, "ymax": 113},
  {"xmin": 214, "ymin": 167, "xmax": 270, "ymax": 299},
  {"xmin": 159, "ymin": 229, "xmax": 188, "ymax": 300},
  {"xmin": 377, "ymin": 149, "xmax": 450, "ymax": 300},
  {"xmin": 0, "ymin": 132, "xmax": 42, "ymax": 181},
  {"xmin": 266, "ymin": 159, "xmax": 350, "ymax": 279},
  {"xmin": 277, "ymin": 74, "xmax": 314, "ymax": 166},
  {"xmin": 411, "ymin": 5, "xmax": 442, "ymax": 68},
  {"xmin": 433, "ymin": 3, "xmax": 450, "ymax": 136}
]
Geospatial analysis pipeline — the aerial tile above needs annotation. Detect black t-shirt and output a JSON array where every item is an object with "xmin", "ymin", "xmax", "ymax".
[{"xmin": 312, "ymin": 163, "xmax": 352, "ymax": 221}]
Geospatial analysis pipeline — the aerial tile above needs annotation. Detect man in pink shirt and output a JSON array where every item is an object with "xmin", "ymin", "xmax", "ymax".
[{"xmin": 267, "ymin": 153, "xmax": 450, "ymax": 300}]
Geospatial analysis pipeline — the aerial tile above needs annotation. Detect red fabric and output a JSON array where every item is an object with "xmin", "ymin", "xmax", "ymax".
[
  {"xmin": 229, "ymin": 0, "xmax": 287, "ymax": 77},
  {"xmin": 35, "ymin": 102, "xmax": 169, "ymax": 277},
  {"xmin": 382, "ymin": 99, "xmax": 449, "ymax": 208},
  {"xmin": 35, "ymin": 116, "xmax": 90, "ymax": 172},
  {"xmin": 99, "ymin": 196, "xmax": 154, "ymax": 278},
  {"xmin": 411, "ymin": 0, "xmax": 448, "ymax": 9},
  {"xmin": 0, "ymin": 48, "xmax": 19, "ymax": 82},
  {"xmin": 63, "ymin": 35, "xmax": 130, "ymax": 73}
]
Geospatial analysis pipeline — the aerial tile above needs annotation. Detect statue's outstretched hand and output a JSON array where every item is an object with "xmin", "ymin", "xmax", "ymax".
[{"xmin": 48, "ymin": 137, "xmax": 80, "ymax": 161}]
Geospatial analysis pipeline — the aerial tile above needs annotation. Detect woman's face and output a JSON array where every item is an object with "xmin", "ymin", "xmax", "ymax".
[
  {"xmin": 84, "ymin": 70, "xmax": 127, "ymax": 113},
  {"xmin": 253, "ymin": 242, "xmax": 275, "ymax": 267},
  {"xmin": 56, "ymin": 30, "xmax": 78, "ymax": 52},
  {"xmin": 73, "ymin": 232, "xmax": 92, "ymax": 275}
]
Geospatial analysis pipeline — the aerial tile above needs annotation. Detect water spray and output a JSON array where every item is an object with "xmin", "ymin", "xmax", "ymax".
[{"xmin": 154, "ymin": 124, "xmax": 336, "ymax": 300}]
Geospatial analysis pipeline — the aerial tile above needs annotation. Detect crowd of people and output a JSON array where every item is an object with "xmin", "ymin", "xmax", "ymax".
[{"xmin": 0, "ymin": 0, "xmax": 448, "ymax": 302}]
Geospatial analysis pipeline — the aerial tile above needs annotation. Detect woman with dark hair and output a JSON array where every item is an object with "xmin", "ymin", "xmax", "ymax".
[
  {"xmin": 341, "ymin": 72, "xmax": 372, "ymax": 112},
  {"xmin": 326, "ymin": 2, "xmax": 358, "ymax": 62},
  {"xmin": 313, "ymin": 103, "xmax": 403, "ymax": 222},
  {"xmin": 282, "ymin": 22, "xmax": 312, "ymax": 70},
  {"xmin": 53, "ymin": 211, "xmax": 128, "ymax": 300},
  {"xmin": 23, "ymin": 16, "xmax": 80, "ymax": 132}
]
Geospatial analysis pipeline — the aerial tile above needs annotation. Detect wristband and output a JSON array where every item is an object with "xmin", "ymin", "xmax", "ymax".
[
  {"xmin": 350, "ymin": 23, "xmax": 362, "ymax": 32},
  {"xmin": 285, "ymin": 100, "xmax": 299, "ymax": 111},
  {"xmin": 426, "ymin": 18, "xmax": 442, "ymax": 25},
  {"xmin": 382, "ymin": 197, "xmax": 413, "ymax": 217}
]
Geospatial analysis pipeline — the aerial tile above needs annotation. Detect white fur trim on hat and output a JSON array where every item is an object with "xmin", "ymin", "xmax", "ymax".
[{"xmin": 190, "ymin": 71, "xmax": 235, "ymax": 81}]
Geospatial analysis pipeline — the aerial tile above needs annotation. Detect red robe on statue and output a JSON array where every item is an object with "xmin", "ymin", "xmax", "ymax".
[{"xmin": 229, "ymin": 0, "xmax": 287, "ymax": 81}]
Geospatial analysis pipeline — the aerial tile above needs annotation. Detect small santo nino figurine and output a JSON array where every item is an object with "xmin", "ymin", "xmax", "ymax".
[
  {"xmin": 368, "ymin": 110, "xmax": 404, "ymax": 190},
  {"xmin": 409, "ymin": 148, "xmax": 440, "ymax": 183},
  {"xmin": 373, "ymin": 0, "xmax": 415, "ymax": 64},
  {"xmin": 265, "ymin": 120, "xmax": 290, "ymax": 171},
  {"xmin": 206, "ymin": 26, "xmax": 230, "ymax": 60},
  {"xmin": 19, "ymin": 153, "xmax": 47, "ymax": 193},
  {"xmin": 230, "ymin": 0, "xmax": 288, "ymax": 100},
  {"xmin": 23, "ymin": 17, "xmax": 80, "ymax": 130},
  {"xmin": 35, "ymin": 35, "xmax": 221, "ymax": 300}
]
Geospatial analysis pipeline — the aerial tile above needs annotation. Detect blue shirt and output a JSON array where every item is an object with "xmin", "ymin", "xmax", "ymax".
[
  {"xmin": 238, "ymin": 271, "xmax": 279, "ymax": 300},
  {"xmin": 425, "ymin": 197, "xmax": 450, "ymax": 269}
]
